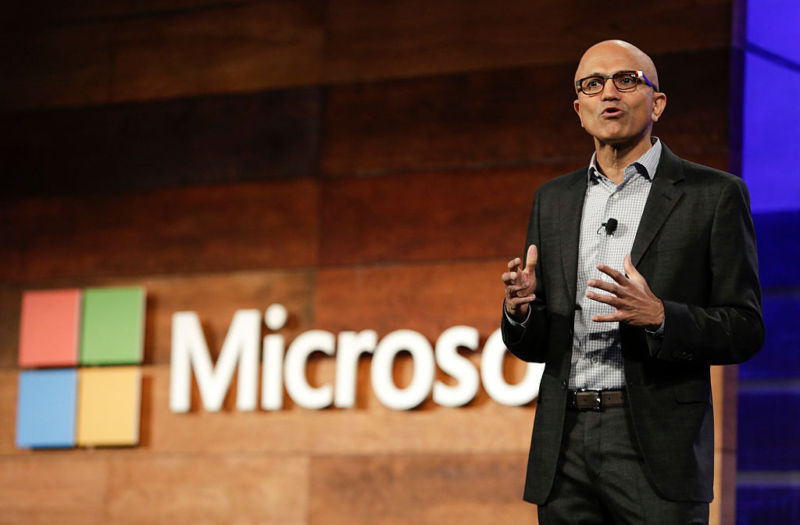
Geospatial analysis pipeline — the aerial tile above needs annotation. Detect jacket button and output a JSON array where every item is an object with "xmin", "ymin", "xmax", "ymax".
[{"xmin": 561, "ymin": 380, "xmax": 567, "ymax": 390}]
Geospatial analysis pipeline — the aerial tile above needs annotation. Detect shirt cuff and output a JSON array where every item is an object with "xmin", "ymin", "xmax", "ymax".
[
  {"xmin": 504, "ymin": 300, "xmax": 532, "ymax": 327},
  {"xmin": 645, "ymin": 319, "xmax": 665, "ymax": 339}
]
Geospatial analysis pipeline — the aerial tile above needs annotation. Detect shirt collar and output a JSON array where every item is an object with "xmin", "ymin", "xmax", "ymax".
[{"xmin": 587, "ymin": 137, "xmax": 662, "ymax": 183}]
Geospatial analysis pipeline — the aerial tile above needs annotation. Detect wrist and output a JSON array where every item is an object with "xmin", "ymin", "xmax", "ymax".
[
  {"xmin": 505, "ymin": 301, "xmax": 529, "ymax": 322},
  {"xmin": 516, "ymin": 303, "xmax": 530, "ymax": 321},
  {"xmin": 647, "ymin": 299, "xmax": 665, "ymax": 330}
]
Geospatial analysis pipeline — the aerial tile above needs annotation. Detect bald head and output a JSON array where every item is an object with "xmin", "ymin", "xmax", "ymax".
[
  {"xmin": 575, "ymin": 40, "xmax": 660, "ymax": 92},
  {"xmin": 572, "ymin": 39, "xmax": 667, "ymax": 156}
]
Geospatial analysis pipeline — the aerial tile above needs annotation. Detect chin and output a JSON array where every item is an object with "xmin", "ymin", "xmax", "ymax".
[
  {"xmin": 593, "ymin": 134, "xmax": 633, "ymax": 147},
  {"xmin": 587, "ymin": 124, "xmax": 625, "ymax": 139}
]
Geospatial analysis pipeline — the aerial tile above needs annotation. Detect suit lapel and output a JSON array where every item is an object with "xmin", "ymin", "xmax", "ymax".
[
  {"xmin": 559, "ymin": 171, "xmax": 588, "ymax": 301},
  {"xmin": 631, "ymin": 145, "xmax": 685, "ymax": 266}
]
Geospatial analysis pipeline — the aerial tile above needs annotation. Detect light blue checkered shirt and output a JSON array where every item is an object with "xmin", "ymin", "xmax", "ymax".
[
  {"xmin": 506, "ymin": 138, "xmax": 662, "ymax": 390},
  {"xmin": 570, "ymin": 138, "xmax": 662, "ymax": 389}
]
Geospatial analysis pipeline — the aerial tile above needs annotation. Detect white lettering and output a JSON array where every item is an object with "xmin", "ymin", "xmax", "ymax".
[
  {"xmin": 261, "ymin": 334, "xmax": 284, "ymax": 410},
  {"xmin": 433, "ymin": 326, "xmax": 480, "ymax": 407},
  {"xmin": 284, "ymin": 330, "xmax": 335, "ymax": 409},
  {"xmin": 169, "ymin": 306, "xmax": 544, "ymax": 412},
  {"xmin": 170, "ymin": 310, "xmax": 260, "ymax": 412},
  {"xmin": 372, "ymin": 330, "xmax": 435, "ymax": 410},
  {"xmin": 481, "ymin": 329, "xmax": 544, "ymax": 406},
  {"xmin": 261, "ymin": 305, "xmax": 288, "ymax": 410},
  {"xmin": 334, "ymin": 330, "xmax": 377, "ymax": 408}
]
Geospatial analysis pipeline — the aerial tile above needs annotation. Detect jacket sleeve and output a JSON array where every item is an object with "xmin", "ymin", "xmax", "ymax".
[
  {"xmin": 501, "ymin": 187, "xmax": 551, "ymax": 363},
  {"xmin": 645, "ymin": 177, "xmax": 765, "ymax": 365}
]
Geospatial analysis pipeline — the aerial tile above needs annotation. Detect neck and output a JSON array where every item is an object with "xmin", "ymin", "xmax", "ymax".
[{"xmin": 593, "ymin": 134, "xmax": 653, "ymax": 184}]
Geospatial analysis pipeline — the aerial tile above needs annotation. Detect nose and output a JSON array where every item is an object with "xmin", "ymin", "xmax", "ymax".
[{"xmin": 601, "ymin": 78, "xmax": 621, "ymax": 99}]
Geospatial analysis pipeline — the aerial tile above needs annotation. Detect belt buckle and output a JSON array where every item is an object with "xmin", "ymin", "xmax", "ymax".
[{"xmin": 575, "ymin": 389, "xmax": 602, "ymax": 411}]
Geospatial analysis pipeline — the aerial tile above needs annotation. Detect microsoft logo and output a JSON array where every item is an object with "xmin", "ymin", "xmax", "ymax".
[{"xmin": 16, "ymin": 287, "xmax": 145, "ymax": 449}]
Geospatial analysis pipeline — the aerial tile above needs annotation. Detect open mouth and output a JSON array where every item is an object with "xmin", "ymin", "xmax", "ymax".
[{"xmin": 601, "ymin": 107, "xmax": 624, "ymax": 118}]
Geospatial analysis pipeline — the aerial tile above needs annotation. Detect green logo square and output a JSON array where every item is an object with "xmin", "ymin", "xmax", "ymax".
[{"xmin": 79, "ymin": 287, "xmax": 145, "ymax": 365}]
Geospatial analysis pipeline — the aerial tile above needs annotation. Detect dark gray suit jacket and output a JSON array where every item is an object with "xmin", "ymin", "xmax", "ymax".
[{"xmin": 501, "ymin": 144, "xmax": 764, "ymax": 504}]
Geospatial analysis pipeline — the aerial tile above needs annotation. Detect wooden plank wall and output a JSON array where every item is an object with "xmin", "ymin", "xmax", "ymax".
[{"xmin": 0, "ymin": 1, "xmax": 738, "ymax": 524}]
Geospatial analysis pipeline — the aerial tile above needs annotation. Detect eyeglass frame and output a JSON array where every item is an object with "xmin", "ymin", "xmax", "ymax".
[{"xmin": 574, "ymin": 70, "xmax": 659, "ymax": 96}]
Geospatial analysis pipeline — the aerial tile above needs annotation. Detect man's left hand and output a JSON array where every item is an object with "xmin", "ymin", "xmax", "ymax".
[{"xmin": 586, "ymin": 253, "xmax": 665, "ymax": 329}]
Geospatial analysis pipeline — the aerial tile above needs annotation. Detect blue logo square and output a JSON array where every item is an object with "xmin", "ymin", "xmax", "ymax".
[{"xmin": 16, "ymin": 369, "xmax": 78, "ymax": 448}]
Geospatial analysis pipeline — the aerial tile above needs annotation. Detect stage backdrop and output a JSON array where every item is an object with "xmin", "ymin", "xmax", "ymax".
[{"xmin": 0, "ymin": 1, "xmax": 741, "ymax": 524}]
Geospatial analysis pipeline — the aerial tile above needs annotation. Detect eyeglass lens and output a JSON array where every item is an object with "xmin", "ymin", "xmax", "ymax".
[{"xmin": 581, "ymin": 72, "xmax": 638, "ymax": 94}]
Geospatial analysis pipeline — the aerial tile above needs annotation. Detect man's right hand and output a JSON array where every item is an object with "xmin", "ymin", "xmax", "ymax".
[{"xmin": 502, "ymin": 244, "xmax": 538, "ymax": 321}]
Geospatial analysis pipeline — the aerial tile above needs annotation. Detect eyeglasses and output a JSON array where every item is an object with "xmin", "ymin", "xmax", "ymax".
[{"xmin": 575, "ymin": 70, "xmax": 658, "ymax": 96}]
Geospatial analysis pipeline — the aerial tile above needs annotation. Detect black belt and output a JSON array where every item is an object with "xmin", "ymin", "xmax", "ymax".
[{"xmin": 567, "ymin": 389, "xmax": 626, "ymax": 411}]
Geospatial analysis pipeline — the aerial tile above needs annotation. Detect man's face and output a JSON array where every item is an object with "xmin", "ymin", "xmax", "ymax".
[{"xmin": 573, "ymin": 44, "xmax": 666, "ymax": 148}]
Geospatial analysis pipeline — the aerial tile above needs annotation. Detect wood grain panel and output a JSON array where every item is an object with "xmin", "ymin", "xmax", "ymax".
[
  {"xmin": 0, "ymin": 455, "xmax": 109, "ymax": 525},
  {"xmin": 0, "ymin": 21, "xmax": 116, "ymax": 110},
  {"xmin": 309, "ymin": 454, "xmax": 536, "ymax": 525},
  {"xmin": 0, "ymin": 47, "xmax": 730, "ymax": 200},
  {"xmin": 321, "ymin": 64, "xmax": 582, "ymax": 177},
  {"xmin": 671, "ymin": 150, "xmax": 731, "ymax": 174},
  {"xmin": 106, "ymin": 454, "xmax": 308, "ymax": 525},
  {"xmin": 4, "ymin": 0, "xmax": 247, "ymax": 26},
  {"xmin": 712, "ymin": 450, "xmax": 736, "ymax": 525},
  {"xmin": 0, "ymin": 179, "xmax": 319, "ymax": 283},
  {"xmin": 321, "ymin": 50, "xmax": 730, "ymax": 177},
  {"xmin": 0, "ymin": 368, "xmax": 732, "ymax": 525},
  {"xmin": 0, "ymin": 288, "xmax": 22, "ymax": 369},
  {"xmin": 2, "ymin": 0, "xmax": 733, "ymax": 109},
  {"xmin": 654, "ymin": 49, "xmax": 732, "ymax": 160},
  {"xmin": 315, "ymin": 260, "xmax": 508, "ymax": 339},
  {"xmin": 324, "ymin": 0, "xmax": 732, "ymax": 84},
  {"xmin": 710, "ymin": 365, "xmax": 739, "ymax": 525},
  {"xmin": 1, "ymin": 1, "xmax": 325, "ymax": 110},
  {"xmin": 0, "ymin": 370, "xmax": 19, "ymax": 453},
  {"xmin": 109, "ymin": 0, "xmax": 325, "ymax": 103},
  {"xmin": 1, "ymin": 88, "xmax": 320, "ymax": 197},
  {"xmin": 0, "ymin": 269, "xmax": 315, "ymax": 368},
  {"xmin": 319, "ymin": 166, "xmax": 568, "ymax": 267},
  {"xmin": 713, "ymin": 365, "xmax": 738, "ymax": 525},
  {"xmin": 712, "ymin": 365, "xmax": 738, "ymax": 454},
  {"xmin": 137, "ymin": 269, "xmax": 316, "ymax": 364},
  {"xmin": 0, "ymin": 103, "xmax": 119, "ymax": 195},
  {"xmin": 0, "ymin": 364, "xmax": 536, "ymax": 456},
  {"xmin": 152, "ymin": 363, "xmax": 535, "ymax": 456}
]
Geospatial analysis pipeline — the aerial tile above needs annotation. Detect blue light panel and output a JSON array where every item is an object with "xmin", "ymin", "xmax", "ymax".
[
  {"xmin": 747, "ymin": 0, "xmax": 800, "ymax": 64},
  {"xmin": 742, "ymin": 52, "xmax": 800, "ymax": 213}
]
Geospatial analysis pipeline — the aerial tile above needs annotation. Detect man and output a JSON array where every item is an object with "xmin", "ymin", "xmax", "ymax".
[{"xmin": 501, "ymin": 40, "xmax": 763, "ymax": 524}]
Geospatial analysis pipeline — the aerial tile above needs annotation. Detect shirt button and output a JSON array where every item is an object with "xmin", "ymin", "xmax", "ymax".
[{"xmin": 613, "ymin": 194, "xmax": 620, "ymax": 200}]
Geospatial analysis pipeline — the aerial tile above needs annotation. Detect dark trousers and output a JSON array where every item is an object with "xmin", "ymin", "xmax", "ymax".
[{"xmin": 537, "ymin": 406, "xmax": 709, "ymax": 525}]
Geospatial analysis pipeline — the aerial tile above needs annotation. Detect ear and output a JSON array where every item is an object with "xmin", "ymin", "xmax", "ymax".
[
  {"xmin": 573, "ymin": 98, "xmax": 585, "ymax": 128},
  {"xmin": 651, "ymin": 92, "xmax": 667, "ymax": 123}
]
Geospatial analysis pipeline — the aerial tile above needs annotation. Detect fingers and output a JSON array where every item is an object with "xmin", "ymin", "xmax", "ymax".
[
  {"xmin": 586, "ymin": 279, "xmax": 620, "ymax": 295},
  {"xmin": 623, "ymin": 254, "xmax": 634, "ymax": 274},
  {"xmin": 506, "ymin": 294, "xmax": 536, "ymax": 307},
  {"xmin": 585, "ymin": 290, "xmax": 620, "ymax": 307},
  {"xmin": 524, "ymin": 244, "xmax": 538, "ymax": 273},
  {"xmin": 505, "ymin": 286, "xmax": 531, "ymax": 302},
  {"xmin": 501, "ymin": 271, "xmax": 526, "ymax": 286},
  {"xmin": 623, "ymin": 254, "xmax": 646, "ymax": 285},
  {"xmin": 502, "ymin": 246, "xmax": 538, "ymax": 301},
  {"xmin": 506, "ymin": 281, "xmax": 532, "ymax": 295},
  {"xmin": 591, "ymin": 313, "xmax": 621, "ymax": 323},
  {"xmin": 596, "ymin": 263, "xmax": 628, "ymax": 285},
  {"xmin": 505, "ymin": 245, "xmax": 538, "ymax": 275}
]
